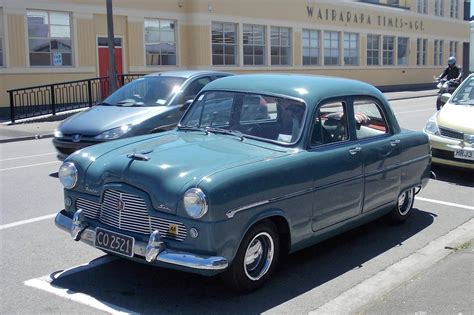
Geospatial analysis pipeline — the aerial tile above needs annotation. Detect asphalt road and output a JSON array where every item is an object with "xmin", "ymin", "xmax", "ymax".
[{"xmin": 0, "ymin": 95, "xmax": 473, "ymax": 314}]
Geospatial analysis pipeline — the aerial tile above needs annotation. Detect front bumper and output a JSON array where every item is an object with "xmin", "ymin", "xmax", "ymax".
[
  {"xmin": 427, "ymin": 134, "xmax": 474, "ymax": 170},
  {"xmin": 55, "ymin": 210, "xmax": 228, "ymax": 275},
  {"xmin": 52, "ymin": 138, "xmax": 98, "ymax": 160}
]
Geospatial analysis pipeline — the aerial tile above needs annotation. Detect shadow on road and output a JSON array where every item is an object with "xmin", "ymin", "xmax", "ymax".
[
  {"xmin": 50, "ymin": 208, "xmax": 436, "ymax": 314},
  {"xmin": 431, "ymin": 165, "xmax": 474, "ymax": 188}
]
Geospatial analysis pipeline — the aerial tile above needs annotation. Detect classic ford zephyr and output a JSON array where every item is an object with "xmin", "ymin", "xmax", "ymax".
[{"xmin": 55, "ymin": 74, "xmax": 431, "ymax": 292}]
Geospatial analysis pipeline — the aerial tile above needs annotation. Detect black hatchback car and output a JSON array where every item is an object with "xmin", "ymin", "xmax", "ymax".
[{"xmin": 53, "ymin": 70, "xmax": 232, "ymax": 160}]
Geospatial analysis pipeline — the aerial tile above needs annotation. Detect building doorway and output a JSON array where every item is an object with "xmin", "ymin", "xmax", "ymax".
[{"xmin": 97, "ymin": 36, "xmax": 123, "ymax": 77}]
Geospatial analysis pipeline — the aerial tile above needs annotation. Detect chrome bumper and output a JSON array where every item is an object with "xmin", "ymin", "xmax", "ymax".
[{"xmin": 55, "ymin": 210, "xmax": 228, "ymax": 272}]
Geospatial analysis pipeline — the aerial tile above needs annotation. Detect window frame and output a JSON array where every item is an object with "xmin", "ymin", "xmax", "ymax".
[
  {"xmin": 344, "ymin": 32, "xmax": 359, "ymax": 66},
  {"xmin": 434, "ymin": 0, "xmax": 444, "ymax": 16},
  {"xmin": 351, "ymin": 96, "xmax": 393, "ymax": 141},
  {"xmin": 144, "ymin": 18, "xmax": 177, "ymax": 66},
  {"xmin": 416, "ymin": 38, "xmax": 427, "ymax": 66},
  {"xmin": 382, "ymin": 36, "xmax": 395, "ymax": 66},
  {"xmin": 397, "ymin": 37, "xmax": 409, "ymax": 66},
  {"xmin": 416, "ymin": 0, "xmax": 427, "ymax": 14},
  {"xmin": 243, "ymin": 24, "xmax": 266, "ymax": 66},
  {"xmin": 367, "ymin": 34, "xmax": 380, "ymax": 66},
  {"xmin": 0, "ymin": 8, "xmax": 4, "ymax": 67},
  {"xmin": 449, "ymin": 41, "xmax": 458, "ymax": 59},
  {"xmin": 270, "ymin": 26, "xmax": 292, "ymax": 66},
  {"xmin": 302, "ymin": 28, "xmax": 320, "ymax": 66},
  {"xmin": 211, "ymin": 21, "xmax": 238, "ymax": 66},
  {"xmin": 434, "ymin": 40, "xmax": 444, "ymax": 66},
  {"xmin": 450, "ymin": 0, "xmax": 459, "ymax": 18},
  {"xmin": 26, "ymin": 9, "xmax": 73, "ymax": 67},
  {"xmin": 324, "ymin": 31, "xmax": 340, "ymax": 66}
]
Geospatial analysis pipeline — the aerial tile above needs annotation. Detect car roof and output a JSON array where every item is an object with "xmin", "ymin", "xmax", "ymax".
[
  {"xmin": 201, "ymin": 74, "xmax": 386, "ymax": 107},
  {"xmin": 144, "ymin": 70, "xmax": 233, "ymax": 79}
]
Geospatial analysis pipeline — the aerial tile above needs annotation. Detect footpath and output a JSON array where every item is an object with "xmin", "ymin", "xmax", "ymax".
[{"xmin": 0, "ymin": 89, "xmax": 437, "ymax": 143}]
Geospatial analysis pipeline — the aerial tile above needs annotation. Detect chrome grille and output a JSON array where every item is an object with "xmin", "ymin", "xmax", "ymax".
[
  {"xmin": 74, "ymin": 190, "xmax": 186, "ymax": 241},
  {"xmin": 439, "ymin": 127, "xmax": 464, "ymax": 140}
]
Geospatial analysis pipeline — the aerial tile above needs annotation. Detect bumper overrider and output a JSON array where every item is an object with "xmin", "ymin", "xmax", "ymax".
[{"xmin": 55, "ymin": 209, "xmax": 228, "ymax": 275}]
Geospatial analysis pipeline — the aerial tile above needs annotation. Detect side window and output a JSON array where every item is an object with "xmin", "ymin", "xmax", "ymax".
[
  {"xmin": 176, "ymin": 77, "xmax": 212, "ymax": 104},
  {"xmin": 311, "ymin": 101, "xmax": 349, "ymax": 146},
  {"xmin": 353, "ymin": 99, "xmax": 389, "ymax": 139},
  {"xmin": 184, "ymin": 92, "xmax": 234, "ymax": 127}
]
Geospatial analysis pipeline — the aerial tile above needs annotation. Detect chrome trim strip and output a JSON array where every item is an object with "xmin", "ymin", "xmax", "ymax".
[
  {"xmin": 226, "ymin": 200, "xmax": 270, "ymax": 219},
  {"xmin": 55, "ymin": 211, "xmax": 228, "ymax": 271}
]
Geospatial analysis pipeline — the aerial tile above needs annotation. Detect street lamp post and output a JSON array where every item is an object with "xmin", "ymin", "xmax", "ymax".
[{"xmin": 106, "ymin": 0, "xmax": 118, "ymax": 93}]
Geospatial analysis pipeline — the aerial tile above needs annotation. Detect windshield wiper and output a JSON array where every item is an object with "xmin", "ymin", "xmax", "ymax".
[
  {"xmin": 205, "ymin": 127, "xmax": 245, "ymax": 141},
  {"xmin": 116, "ymin": 100, "xmax": 145, "ymax": 107},
  {"xmin": 177, "ymin": 125, "xmax": 209, "ymax": 134}
]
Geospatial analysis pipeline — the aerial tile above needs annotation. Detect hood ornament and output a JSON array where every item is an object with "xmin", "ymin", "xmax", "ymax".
[
  {"xmin": 127, "ymin": 153, "xmax": 150, "ymax": 161},
  {"xmin": 72, "ymin": 134, "xmax": 82, "ymax": 143}
]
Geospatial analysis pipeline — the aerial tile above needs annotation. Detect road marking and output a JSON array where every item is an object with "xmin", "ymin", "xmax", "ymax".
[
  {"xmin": 394, "ymin": 108, "xmax": 434, "ymax": 114},
  {"xmin": 0, "ymin": 213, "xmax": 57, "ymax": 231},
  {"xmin": 416, "ymin": 197, "xmax": 474, "ymax": 211},
  {"xmin": 309, "ymin": 218, "xmax": 474, "ymax": 314},
  {"xmin": 0, "ymin": 161, "xmax": 59, "ymax": 172},
  {"xmin": 24, "ymin": 256, "xmax": 137, "ymax": 315},
  {"xmin": 0, "ymin": 152, "xmax": 55, "ymax": 162}
]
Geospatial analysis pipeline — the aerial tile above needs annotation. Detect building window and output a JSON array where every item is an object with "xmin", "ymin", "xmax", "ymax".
[
  {"xmin": 271, "ymin": 26, "xmax": 291, "ymax": 65},
  {"xmin": 434, "ymin": 0, "xmax": 444, "ymax": 16},
  {"xmin": 416, "ymin": 0, "xmax": 427, "ymax": 14},
  {"xmin": 212, "ymin": 22, "xmax": 238, "ymax": 66},
  {"xmin": 344, "ymin": 32, "xmax": 358, "ymax": 65},
  {"xmin": 302, "ymin": 29, "xmax": 320, "ymax": 66},
  {"xmin": 243, "ymin": 24, "xmax": 266, "ymax": 66},
  {"xmin": 367, "ymin": 34, "xmax": 380, "ymax": 66},
  {"xmin": 27, "ymin": 10, "xmax": 72, "ymax": 66},
  {"xmin": 324, "ymin": 31, "xmax": 340, "ymax": 65},
  {"xmin": 397, "ymin": 37, "xmax": 409, "ymax": 66},
  {"xmin": 450, "ymin": 0, "xmax": 459, "ymax": 18},
  {"xmin": 416, "ymin": 38, "xmax": 427, "ymax": 66},
  {"xmin": 144, "ymin": 19, "xmax": 176, "ymax": 66},
  {"xmin": 0, "ymin": 9, "xmax": 4, "ymax": 67},
  {"xmin": 449, "ymin": 41, "xmax": 458, "ymax": 59},
  {"xmin": 434, "ymin": 40, "xmax": 444, "ymax": 66},
  {"xmin": 383, "ymin": 36, "xmax": 395, "ymax": 65}
]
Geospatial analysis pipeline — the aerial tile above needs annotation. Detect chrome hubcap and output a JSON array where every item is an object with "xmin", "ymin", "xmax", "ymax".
[
  {"xmin": 398, "ymin": 189, "xmax": 414, "ymax": 216},
  {"xmin": 244, "ymin": 232, "xmax": 274, "ymax": 281}
]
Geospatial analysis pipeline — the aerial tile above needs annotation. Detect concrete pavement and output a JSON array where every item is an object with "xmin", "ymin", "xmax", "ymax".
[{"xmin": 0, "ymin": 89, "xmax": 438, "ymax": 143}]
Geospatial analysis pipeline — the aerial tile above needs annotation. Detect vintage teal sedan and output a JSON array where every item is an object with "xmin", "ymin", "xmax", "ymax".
[{"xmin": 55, "ymin": 74, "xmax": 431, "ymax": 292}]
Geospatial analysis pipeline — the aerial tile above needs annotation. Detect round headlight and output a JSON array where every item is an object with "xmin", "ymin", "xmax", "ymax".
[
  {"xmin": 183, "ymin": 188, "xmax": 208, "ymax": 219},
  {"xmin": 58, "ymin": 162, "xmax": 78, "ymax": 189}
]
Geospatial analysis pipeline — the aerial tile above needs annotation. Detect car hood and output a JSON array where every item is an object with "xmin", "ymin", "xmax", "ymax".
[
  {"xmin": 58, "ymin": 105, "xmax": 170, "ymax": 135},
  {"xmin": 438, "ymin": 103, "xmax": 474, "ymax": 134},
  {"xmin": 76, "ymin": 131, "xmax": 288, "ymax": 213}
]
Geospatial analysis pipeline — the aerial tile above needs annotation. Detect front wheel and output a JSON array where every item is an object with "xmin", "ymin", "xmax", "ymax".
[
  {"xmin": 221, "ymin": 221, "xmax": 280, "ymax": 293},
  {"xmin": 387, "ymin": 188, "xmax": 415, "ymax": 224}
]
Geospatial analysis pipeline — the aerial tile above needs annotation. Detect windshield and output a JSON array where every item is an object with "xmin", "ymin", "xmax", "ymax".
[
  {"xmin": 103, "ymin": 76, "xmax": 186, "ymax": 106},
  {"xmin": 450, "ymin": 77, "xmax": 474, "ymax": 105},
  {"xmin": 180, "ymin": 91, "xmax": 306, "ymax": 144}
]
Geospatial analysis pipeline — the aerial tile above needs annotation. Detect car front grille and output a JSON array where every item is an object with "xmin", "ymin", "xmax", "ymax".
[
  {"xmin": 75, "ymin": 189, "xmax": 186, "ymax": 241},
  {"xmin": 439, "ymin": 127, "xmax": 464, "ymax": 140}
]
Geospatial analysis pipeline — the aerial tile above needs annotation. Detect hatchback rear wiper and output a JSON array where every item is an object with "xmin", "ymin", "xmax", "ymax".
[{"xmin": 205, "ymin": 127, "xmax": 245, "ymax": 141}]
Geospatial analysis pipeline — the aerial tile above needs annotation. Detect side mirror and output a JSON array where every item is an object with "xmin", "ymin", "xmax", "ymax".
[
  {"xmin": 180, "ymin": 99, "xmax": 193, "ymax": 111},
  {"xmin": 440, "ymin": 93, "xmax": 451, "ymax": 104}
]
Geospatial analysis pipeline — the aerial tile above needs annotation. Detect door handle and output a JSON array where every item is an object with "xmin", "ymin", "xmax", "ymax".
[
  {"xmin": 349, "ymin": 146, "xmax": 362, "ymax": 155},
  {"xmin": 390, "ymin": 139, "xmax": 401, "ymax": 147}
]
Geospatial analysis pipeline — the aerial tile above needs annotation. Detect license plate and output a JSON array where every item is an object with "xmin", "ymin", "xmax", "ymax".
[
  {"xmin": 94, "ymin": 228, "xmax": 135, "ymax": 257},
  {"xmin": 454, "ymin": 149, "xmax": 474, "ymax": 161}
]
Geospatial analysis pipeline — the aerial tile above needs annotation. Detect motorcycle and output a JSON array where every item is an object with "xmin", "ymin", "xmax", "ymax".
[{"xmin": 435, "ymin": 77, "xmax": 459, "ymax": 110}]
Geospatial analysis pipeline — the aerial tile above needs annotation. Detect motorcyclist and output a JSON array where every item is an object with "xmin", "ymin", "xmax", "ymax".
[{"xmin": 436, "ymin": 56, "xmax": 463, "ymax": 110}]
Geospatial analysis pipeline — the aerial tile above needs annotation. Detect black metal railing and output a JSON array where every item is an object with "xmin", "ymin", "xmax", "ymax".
[{"xmin": 7, "ymin": 73, "xmax": 144, "ymax": 123}]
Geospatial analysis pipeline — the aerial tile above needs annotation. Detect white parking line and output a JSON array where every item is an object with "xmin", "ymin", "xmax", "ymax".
[
  {"xmin": 0, "ymin": 152, "xmax": 55, "ymax": 162},
  {"xmin": 24, "ymin": 256, "xmax": 137, "ymax": 315},
  {"xmin": 0, "ymin": 161, "xmax": 59, "ymax": 172},
  {"xmin": 0, "ymin": 213, "xmax": 57, "ymax": 231},
  {"xmin": 416, "ymin": 197, "xmax": 474, "ymax": 211}
]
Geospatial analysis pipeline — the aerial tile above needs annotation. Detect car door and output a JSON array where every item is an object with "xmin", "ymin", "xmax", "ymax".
[
  {"xmin": 352, "ymin": 97, "xmax": 401, "ymax": 212},
  {"xmin": 310, "ymin": 99, "xmax": 364, "ymax": 232}
]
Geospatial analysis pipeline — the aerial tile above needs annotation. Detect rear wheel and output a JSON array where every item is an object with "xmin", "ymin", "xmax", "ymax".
[
  {"xmin": 387, "ymin": 188, "xmax": 415, "ymax": 224},
  {"xmin": 221, "ymin": 221, "xmax": 280, "ymax": 293}
]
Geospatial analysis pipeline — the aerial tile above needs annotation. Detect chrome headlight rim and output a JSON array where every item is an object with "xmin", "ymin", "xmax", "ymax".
[
  {"xmin": 58, "ymin": 162, "xmax": 78, "ymax": 189},
  {"xmin": 183, "ymin": 188, "xmax": 208, "ymax": 219}
]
